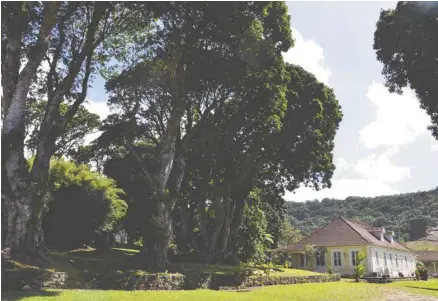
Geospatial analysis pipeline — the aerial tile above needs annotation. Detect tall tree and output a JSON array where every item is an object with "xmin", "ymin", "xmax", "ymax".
[
  {"xmin": 1, "ymin": 2, "xmax": 157, "ymax": 265},
  {"xmin": 183, "ymin": 63, "xmax": 342, "ymax": 263},
  {"xmin": 104, "ymin": 2, "xmax": 293, "ymax": 271},
  {"xmin": 374, "ymin": 2, "xmax": 438, "ymax": 138},
  {"xmin": 2, "ymin": 1, "xmax": 62, "ymax": 263}
]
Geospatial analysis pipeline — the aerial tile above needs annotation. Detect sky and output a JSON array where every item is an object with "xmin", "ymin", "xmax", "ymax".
[{"xmin": 84, "ymin": 2, "xmax": 438, "ymax": 202}]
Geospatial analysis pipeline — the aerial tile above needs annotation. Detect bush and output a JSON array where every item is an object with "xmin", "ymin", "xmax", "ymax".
[
  {"xmin": 416, "ymin": 261, "xmax": 429, "ymax": 281},
  {"xmin": 353, "ymin": 252, "xmax": 366, "ymax": 282},
  {"xmin": 42, "ymin": 159, "xmax": 127, "ymax": 249}
]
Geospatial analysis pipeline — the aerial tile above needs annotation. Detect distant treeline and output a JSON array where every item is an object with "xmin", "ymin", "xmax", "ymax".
[{"xmin": 286, "ymin": 188, "xmax": 438, "ymax": 242}]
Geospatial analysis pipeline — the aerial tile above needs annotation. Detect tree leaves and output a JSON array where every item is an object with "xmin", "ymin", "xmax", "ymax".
[{"xmin": 374, "ymin": 1, "xmax": 438, "ymax": 138}]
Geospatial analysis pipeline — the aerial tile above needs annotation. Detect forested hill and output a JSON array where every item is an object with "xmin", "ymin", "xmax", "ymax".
[{"xmin": 286, "ymin": 187, "xmax": 438, "ymax": 242}]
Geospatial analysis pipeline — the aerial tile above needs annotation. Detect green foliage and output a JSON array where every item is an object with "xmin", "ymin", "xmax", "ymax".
[
  {"xmin": 42, "ymin": 159, "xmax": 127, "ymax": 249},
  {"xmin": 236, "ymin": 191, "xmax": 273, "ymax": 264},
  {"xmin": 24, "ymin": 101, "xmax": 102, "ymax": 158},
  {"xmin": 374, "ymin": 2, "xmax": 438, "ymax": 138},
  {"xmin": 353, "ymin": 252, "xmax": 366, "ymax": 283},
  {"xmin": 415, "ymin": 260, "xmax": 428, "ymax": 280},
  {"xmin": 277, "ymin": 218, "xmax": 303, "ymax": 248},
  {"xmin": 287, "ymin": 187, "xmax": 438, "ymax": 242},
  {"xmin": 52, "ymin": 2, "xmax": 342, "ymax": 266},
  {"xmin": 304, "ymin": 245, "xmax": 317, "ymax": 259}
]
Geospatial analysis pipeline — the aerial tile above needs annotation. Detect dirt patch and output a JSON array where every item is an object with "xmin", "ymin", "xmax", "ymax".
[{"xmin": 383, "ymin": 289, "xmax": 438, "ymax": 301}]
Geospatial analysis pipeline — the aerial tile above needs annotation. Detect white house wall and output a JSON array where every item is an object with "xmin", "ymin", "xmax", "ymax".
[{"xmin": 367, "ymin": 246, "xmax": 415, "ymax": 277}]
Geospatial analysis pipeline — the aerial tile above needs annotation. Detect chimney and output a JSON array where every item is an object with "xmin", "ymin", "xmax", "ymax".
[
  {"xmin": 380, "ymin": 228, "xmax": 386, "ymax": 242},
  {"xmin": 389, "ymin": 231, "xmax": 395, "ymax": 243}
]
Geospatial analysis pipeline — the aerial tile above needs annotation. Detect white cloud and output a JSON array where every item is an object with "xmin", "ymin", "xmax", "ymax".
[
  {"xmin": 283, "ymin": 28, "xmax": 331, "ymax": 84},
  {"xmin": 281, "ymin": 31, "xmax": 408, "ymax": 202},
  {"xmin": 285, "ymin": 147, "xmax": 409, "ymax": 202},
  {"xmin": 355, "ymin": 147, "xmax": 410, "ymax": 183},
  {"xmin": 334, "ymin": 157, "xmax": 354, "ymax": 172},
  {"xmin": 83, "ymin": 99, "xmax": 111, "ymax": 121},
  {"xmin": 83, "ymin": 99, "xmax": 111, "ymax": 145},
  {"xmin": 360, "ymin": 82, "xmax": 431, "ymax": 149},
  {"xmin": 432, "ymin": 143, "xmax": 438, "ymax": 152}
]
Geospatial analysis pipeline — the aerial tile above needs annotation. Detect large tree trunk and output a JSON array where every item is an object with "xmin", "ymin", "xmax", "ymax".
[
  {"xmin": 198, "ymin": 185, "xmax": 233, "ymax": 263},
  {"xmin": 1, "ymin": 3, "xmax": 60, "ymax": 265},
  {"xmin": 139, "ymin": 51, "xmax": 187, "ymax": 271},
  {"xmin": 141, "ymin": 154, "xmax": 186, "ymax": 271},
  {"xmin": 1, "ymin": 141, "xmax": 50, "ymax": 266}
]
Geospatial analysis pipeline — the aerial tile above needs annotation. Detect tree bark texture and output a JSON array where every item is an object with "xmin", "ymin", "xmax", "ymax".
[
  {"xmin": 1, "ymin": 2, "xmax": 60, "ymax": 265},
  {"xmin": 141, "ymin": 154, "xmax": 186, "ymax": 271},
  {"xmin": 139, "ymin": 54, "xmax": 187, "ymax": 271}
]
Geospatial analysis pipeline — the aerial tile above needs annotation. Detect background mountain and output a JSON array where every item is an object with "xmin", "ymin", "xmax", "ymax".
[{"xmin": 286, "ymin": 187, "xmax": 438, "ymax": 242}]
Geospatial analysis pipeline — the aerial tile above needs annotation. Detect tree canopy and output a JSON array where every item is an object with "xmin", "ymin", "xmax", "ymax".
[
  {"xmin": 2, "ymin": 2, "xmax": 343, "ymax": 271},
  {"xmin": 374, "ymin": 1, "xmax": 438, "ymax": 138}
]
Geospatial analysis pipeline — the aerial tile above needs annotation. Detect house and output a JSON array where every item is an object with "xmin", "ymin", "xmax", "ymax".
[
  {"xmin": 282, "ymin": 216, "xmax": 415, "ymax": 277},
  {"xmin": 416, "ymin": 251, "xmax": 438, "ymax": 277}
]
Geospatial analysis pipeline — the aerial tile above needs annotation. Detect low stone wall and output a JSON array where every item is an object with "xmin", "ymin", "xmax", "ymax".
[
  {"xmin": 2, "ymin": 268, "xmax": 67, "ymax": 290},
  {"xmin": 241, "ymin": 274, "xmax": 341, "ymax": 288},
  {"xmin": 73, "ymin": 272, "xmax": 340, "ymax": 290},
  {"xmin": 2, "ymin": 263, "xmax": 340, "ymax": 291},
  {"xmin": 79, "ymin": 271, "xmax": 186, "ymax": 290}
]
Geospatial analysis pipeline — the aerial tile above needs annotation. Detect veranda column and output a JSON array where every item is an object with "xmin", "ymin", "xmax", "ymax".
[{"xmin": 304, "ymin": 254, "xmax": 307, "ymax": 270}]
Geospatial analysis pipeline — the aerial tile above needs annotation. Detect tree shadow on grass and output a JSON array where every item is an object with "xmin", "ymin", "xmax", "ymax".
[
  {"xmin": 404, "ymin": 286, "xmax": 438, "ymax": 292},
  {"xmin": 1, "ymin": 290, "xmax": 60, "ymax": 301}
]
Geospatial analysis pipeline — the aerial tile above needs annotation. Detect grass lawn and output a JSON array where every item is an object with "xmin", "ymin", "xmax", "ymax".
[
  {"xmin": 388, "ymin": 279, "xmax": 438, "ymax": 298},
  {"xmin": 2, "ymin": 281, "xmax": 384, "ymax": 301}
]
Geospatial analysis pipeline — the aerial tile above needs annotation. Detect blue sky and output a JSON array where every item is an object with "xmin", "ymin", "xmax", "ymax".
[{"xmin": 84, "ymin": 2, "xmax": 438, "ymax": 202}]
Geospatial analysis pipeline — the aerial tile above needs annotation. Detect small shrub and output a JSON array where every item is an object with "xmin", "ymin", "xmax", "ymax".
[
  {"xmin": 353, "ymin": 252, "xmax": 366, "ymax": 282},
  {"xmin": 327, "ymin": 265, "xmax": 333, "ymax": 275}
]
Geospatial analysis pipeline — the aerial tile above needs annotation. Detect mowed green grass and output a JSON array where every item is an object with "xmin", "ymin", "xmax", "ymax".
[
  {"xmin": 388, "ymin": 279, "xmax": 438, "ymax": 298},
  {"xmin": 4, "ymin": 280, "xmax": 438, "ymax": 301},
  {"xmin": 2, "ymin": 282, "xmax": 383, "ymax": 301}
]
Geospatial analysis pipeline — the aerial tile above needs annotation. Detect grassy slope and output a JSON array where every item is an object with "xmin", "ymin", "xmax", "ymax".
[
  {"xmin": 388, "ymin": 279, "xmax": 438, "ymax": 298},
  {"xmin": 2, "ymin": 282, "xmax": 384, "ymax": 301},
  {"xmin": 39, "ymin": 247, "xmax": 320, "ymax": 279}
]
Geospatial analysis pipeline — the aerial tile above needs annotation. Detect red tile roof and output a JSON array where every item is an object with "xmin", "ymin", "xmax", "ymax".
[
  {"xmin": 416, "ymin": 251, "xmax": 438, "ymax": 263},
  {"xmin": 343, "ymin": 218, "xmax": 410, "ymax": 252},
  {"xmin": 282, "ymin": 216, "xmax": 411, "ymax": 252}
]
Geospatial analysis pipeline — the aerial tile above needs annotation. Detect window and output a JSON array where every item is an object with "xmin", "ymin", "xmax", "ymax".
[
  {"xmin": 389, "ymin": 253, "xmax": 393, "ymax": 267},
  {"xmin": 351, "ymin": 250, "xmax": 359, "ymax": 266},
  {"xmin": 300, "ymin": 254, "xmax": 305, "ymax": 267},
  {"xmin": 405, "ymin": 256, "xmax": 407, "ymax": 268},
  {"xmin": 375, "ymin": 251, "xmax": 379, "ymax": 266},
  {"xmin": 316, "ymin": 252, "xmax": 326, "ymax": 266},
  {"xmin": 395, "ymin": 255, "xmax": 398, "ymax": 267},
  {"xmin": 333, "ymin": 251, "xmax": 342, "ymax": 267},
  {"xmin": 383, "ymin": 252, "xmax": 388, "ymax": 267}
]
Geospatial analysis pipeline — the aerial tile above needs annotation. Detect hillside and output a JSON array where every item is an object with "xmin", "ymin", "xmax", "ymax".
[{"xmin": 286, "ymin": 187, "xmax": 438, "ymax": 242}]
